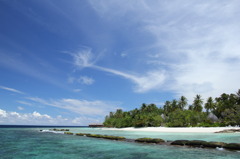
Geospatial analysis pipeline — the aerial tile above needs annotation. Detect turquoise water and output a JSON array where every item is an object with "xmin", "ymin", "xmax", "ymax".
[{"xmin": 1, "ymin": 127, "xmax": 240, "ymax": 159}]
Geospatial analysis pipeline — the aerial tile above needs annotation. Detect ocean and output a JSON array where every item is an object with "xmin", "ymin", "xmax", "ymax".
[{"xmin": 1, "ymin": 126, "xmax": 240, "ymax": 159}]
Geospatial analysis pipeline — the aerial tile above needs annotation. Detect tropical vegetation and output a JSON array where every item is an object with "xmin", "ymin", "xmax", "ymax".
[{"xmin": 103, "ymin": 90, "xmax": 240, "ymax": 127}]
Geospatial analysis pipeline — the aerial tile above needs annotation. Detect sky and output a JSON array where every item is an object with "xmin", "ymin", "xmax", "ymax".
[{"xmin": 0, "ymin": 0, "xmax": 240, "ymax": 126}]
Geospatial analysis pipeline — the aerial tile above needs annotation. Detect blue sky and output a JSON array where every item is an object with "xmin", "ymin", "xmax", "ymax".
[{"xmin": 0, "ymin": 0, "xmax": 240, "ymax": 125}]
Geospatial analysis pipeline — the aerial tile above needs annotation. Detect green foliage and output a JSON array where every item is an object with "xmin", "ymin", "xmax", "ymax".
[
  {"xmin": 104, "ymin": 103, "xmax": 164, "ymax": 128},
  {"xmin": 197, "ymin": 122, "xmax": 224, "ymax": 127},
  {"xmin": 104, "ymin": 89, "xmax": 240, "ymax": 127},
  {"xmin": 166, "ymin": 110, "xmax": 207, "ymax": 127}
]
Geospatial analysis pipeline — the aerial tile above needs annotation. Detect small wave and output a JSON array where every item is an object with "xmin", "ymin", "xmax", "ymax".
[
  {"xmin": 40, "ymin": 129, "xmax": 64, "ymax": 134},
  {"xmin": 216, "ymin": 147, "xmax": 224, "ymax": 151}
]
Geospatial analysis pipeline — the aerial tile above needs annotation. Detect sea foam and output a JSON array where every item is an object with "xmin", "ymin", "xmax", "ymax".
[
  {"xmin": 216, "ymin": 147, "xmax": 224, "ymax": 151},
  {"xmin": 41, "ymin": 129, "xmax": 64, "ymax": 134}
]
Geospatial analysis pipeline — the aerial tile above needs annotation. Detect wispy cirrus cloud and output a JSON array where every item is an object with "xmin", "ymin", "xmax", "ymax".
[
  {"xmin": 0, "ymin": 85, "xmax": 24, "ymax": 94},
  {"xmin": 71, "ymin": 50, "xmax": 166, "ymax": 93},
  {"xmin": 17, "ymin": 100, "xmax": 33, "ymax": 106}
]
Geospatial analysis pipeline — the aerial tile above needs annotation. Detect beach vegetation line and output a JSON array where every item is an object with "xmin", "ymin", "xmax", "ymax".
[{"xmin": 104, "ymin": 89, "xmax": 240, "ymax": 128}]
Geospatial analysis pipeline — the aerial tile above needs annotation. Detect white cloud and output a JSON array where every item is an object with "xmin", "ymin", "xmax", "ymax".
[
  {"xmin": 32, "ymin": 111, "xmax": 51, "ymax": 119},
  {"xmin": 27, "ymin": 97, "xmax": 119, "ymax": 117},
  {"xmin": 9, "ymin": 111, "xmax": 21, "ymax": 118},
  {"xmin": 0, "ymin": 109, "xmax": 51, "ymax": 125},
  {"xmin": 0, "ymin": 109, "xmax": 7, "ymax": 117},
  {"xmin": 78, "ymin": 76, "xmax": 95, "ymax": 85},
  {"xmin": 0, "ymin": 108, "xmax": 100, "ymax": 125},
  {"xmin": 0, "ymin": 85, "xmax": 24, "ymax": 94},
  {"xmin": 72, "ymin": 49, "xmax": 95, "ymax": 68},
  {"xmin": 68, "ymin": 76, "xmax": 95, "ymax": 85},
  {"xmin": 93, "ymin": 65, "xmax": 166, "ymax": 93},
  {"xmin": 88, "ymin": 0, "xmax": 240, "ymax": 99}
]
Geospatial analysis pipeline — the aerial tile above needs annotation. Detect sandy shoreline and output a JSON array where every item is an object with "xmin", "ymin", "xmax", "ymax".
[{"xmin": 101, "ymin": 127, "xmax": 240, "ymax": 133}]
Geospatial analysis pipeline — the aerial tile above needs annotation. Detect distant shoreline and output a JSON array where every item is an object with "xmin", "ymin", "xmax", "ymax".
[{"xmin": 101, "ymin": 127, "xmax": 240, "ymax": 133}]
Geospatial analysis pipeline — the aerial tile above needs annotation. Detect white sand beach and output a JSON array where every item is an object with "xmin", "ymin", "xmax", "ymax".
[{"xmin": 101, "ymin": 127, "xmax": 239, "ymax": 133}]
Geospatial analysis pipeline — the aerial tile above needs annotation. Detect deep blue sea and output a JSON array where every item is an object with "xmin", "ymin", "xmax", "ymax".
[{"xmin": 1, "ymin": 125, "xmax": 240, "ymax": 159}]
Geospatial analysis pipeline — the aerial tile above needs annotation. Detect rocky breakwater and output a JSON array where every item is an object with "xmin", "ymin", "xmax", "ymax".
[
  {"xmin": 43, "ymin": 130, "xmax": 240, "ymax": 151},
  {"xmin": 171, "ymin": 140, "xmax": 240, "ymax": 151}
]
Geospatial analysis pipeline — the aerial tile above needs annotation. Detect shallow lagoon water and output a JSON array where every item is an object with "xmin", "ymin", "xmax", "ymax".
[{"xmin": 1, "ymin": 127, "xmax": 240, "ymax": 159}]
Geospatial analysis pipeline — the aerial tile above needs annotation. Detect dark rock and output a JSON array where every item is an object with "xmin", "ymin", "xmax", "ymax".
[
  {"xmin": 171, "ymin": 140, "xmax": 189, "ymax": 146},
  {"xmin": 223, "ymin": 143, "xmax": 240, "ymax": 150},
  {"xmin": 85, "ymin": 134, "xmax": 125, "ymax": 140},
  {"xmin": 64, "ymin": 132, "xmax": 74, "ymax": 135},
  {"xmin": 202, "ymin": 142, "xmax": 226, "ymax": 148},
  {"xmin": 171, "ymin": 140, "xmax": 227, "ymax": 148},
  {"xmin": 102, "ymin": 135, "xmax": 126, "ymax": 140},
  {"xmin": 185, "ymin": 140, "xmax": 208, "ymax": 147},
  {"xmin": 75, "ymin": 133, "xmax": 90, "ymax": 136},
  {"xmin": 135, "ymin": 138, "xmax": 165, "ymax": 143},
  {"xmin": 86, "ymin": 134, "xmax": 102, "ymax": 138}
]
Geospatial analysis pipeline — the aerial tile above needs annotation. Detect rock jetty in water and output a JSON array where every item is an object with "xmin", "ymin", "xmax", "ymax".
[
  {"xmin": 171, "ymin": 140, "xmax": 240, "ymax": 150},
  {"xmin": 44, "ymin": 130, "xmax": 240, "ymax": 151},
  {"xmin": 215, "ymin": 129, "xmax": 240, "ymax": 133}
]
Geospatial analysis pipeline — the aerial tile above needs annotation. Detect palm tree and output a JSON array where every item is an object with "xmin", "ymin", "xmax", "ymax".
[
  {"xmin": 236, "ymin": 89, "xmax": 240, "ymax": 105},
  {"xmin": 146, "ymin": 104, "xmax": 158, "ymax": 113},
  {"xmin": 188, "ymin": 105, "xmax": 193, "ymax": 110},
  {"xmin": 163, "ymin": 101, "xmax": 172, "ymax": 115},
  {"xmin": 140, "ymin": 103, "xmax": 147, "ymax": 112},
  {"xmin": 115, "ymin": 109, "xmax": 123, "ymax": 118},
  {"xmin": 193, "ymin": 94, "xmax": 203, "ymax": 112},
  {"xmin": 178, "ymin": 96, "xmax": 188, "ymax": 110},
  {"xmin": 109, "ymin": 112, "xmax": 114, "ymax": 118},
  {"xmin": 171, "ymin": 99, "xmax": 178, "ymax": 111},
  {"xmin": 204, "ymin": 97, "xmax": 215, "ymax": 114}
]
